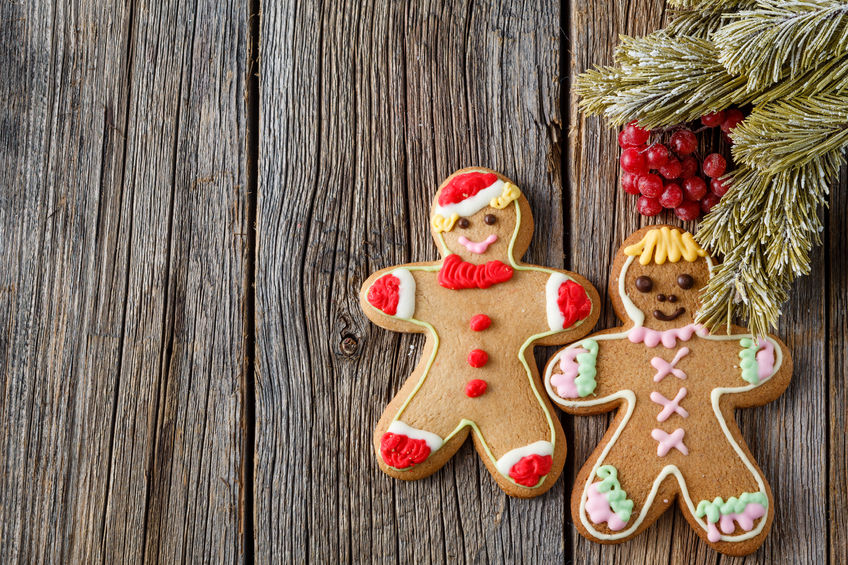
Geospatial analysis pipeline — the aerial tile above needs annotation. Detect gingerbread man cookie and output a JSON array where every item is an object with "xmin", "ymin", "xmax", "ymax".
[
  {"xmin": 543, "ymin": 225, "xmax": 792, "ymax": 555},
  {"xmin": 360, "ymin": 168, "xmax": 600, "ymax": 497}
]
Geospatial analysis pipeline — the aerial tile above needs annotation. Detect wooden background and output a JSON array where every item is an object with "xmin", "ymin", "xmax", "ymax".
[{"xmin": 1, "ymin": 0, "xmax": 844, "ymax": 563}]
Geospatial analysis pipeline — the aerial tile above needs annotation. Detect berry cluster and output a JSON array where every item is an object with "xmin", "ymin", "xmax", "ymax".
[{"xmin": 618, "ymin": 109, "xmax": 743, "ymax": 220}]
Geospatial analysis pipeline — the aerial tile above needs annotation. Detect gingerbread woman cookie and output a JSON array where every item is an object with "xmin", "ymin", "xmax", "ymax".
[
  {"xmin": 543, "ymin": 225, "xmax": 792, "ymax": 555},
  {"xmin": 360, "ymin": 168, "xmax": 600, "ymax": 497}
]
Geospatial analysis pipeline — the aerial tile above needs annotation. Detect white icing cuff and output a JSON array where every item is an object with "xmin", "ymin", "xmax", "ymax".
[
  {"xmin": 392, "ymin": 268, "xmax": 416, "ymax": 320},
  {"xmin": 495, "ymin": 440, "xmax": 554, "ymax": 477},
  {"xmin": 546, "ymin": 273, "xmax": 569, "ymax": 330},
  {"xmin": 433, "ymin": 179, "xmax": 505, "ymax": 218},
  {"xmin": 387, "ymin": 421, "xmax": 443, "ymax": 452}
]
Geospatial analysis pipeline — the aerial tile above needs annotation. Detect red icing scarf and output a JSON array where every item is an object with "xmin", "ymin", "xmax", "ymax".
[{"xmin": 438, "ymin": 254, "xmax": 514, "ymax": 290}]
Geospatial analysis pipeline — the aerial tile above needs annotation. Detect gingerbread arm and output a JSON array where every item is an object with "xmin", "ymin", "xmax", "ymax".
[
  {"xmin": 543, "ymin": 332, "xmax": 637, "ymax": 415},
  {"xmin": 692, "ymin": 330, "xmax": 792, "ymax": 406},
  {"xmin": 519, "ymin": 267, "xmax": 601, "ymax": 346},
  {"xmin": 359, "ymin": 265, "xmax": 431, "ymax": 334}
]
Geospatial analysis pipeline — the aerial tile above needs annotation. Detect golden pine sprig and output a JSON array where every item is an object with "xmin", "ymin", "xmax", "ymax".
[{"xmin": 715, "ymin": 0, "xmax": 848, "ymax": 90}]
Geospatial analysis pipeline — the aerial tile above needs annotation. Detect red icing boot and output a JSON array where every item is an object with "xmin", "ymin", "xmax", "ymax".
[
  {"xmin": 380, "ymin": 432, "xmax": 431, "ymax": 469},
  {"xmin": 509, "ymin": 454, "xmax": 553, "ymax": 487}
]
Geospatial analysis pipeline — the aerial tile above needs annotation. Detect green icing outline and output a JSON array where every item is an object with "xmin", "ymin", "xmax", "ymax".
[
  {"xmin": 739, "ymin": 337, "xmax": 762, "ymax": 384},
  {"xmin": 575, "ymin": 339, "xmax": 598, "ymax": 397},
  {"xmin": 596, "ymin": 465, "xmax": 634, "ymax": 523},
  {"xmin": 695, "ymin": 491, "xmax": 768, "ymax": 523}
]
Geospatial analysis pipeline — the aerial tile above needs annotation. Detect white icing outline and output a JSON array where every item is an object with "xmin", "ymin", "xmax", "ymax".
[
  {"xmin": 544, "ymin": 329, "xmax": 783, "ymax": 543},
  {"xmin": 495, "ymin": 440, "xmax": 554, "ymax": 476},
  {"xmin": 387, "ymin": 420, "xmax": 444, "ymax": 452},
  {"xmin": 545, "ymin": 272, "xmax": 569, "ymax": 330},
  {"xmin": 433, "ymin": 179, "xmax": 505, "ymax": 219},
  {"xmin": 392, "ymin": 268, "xmax": 416, "ymax": 319},
  {"xmin": 618, "ymin": 255, "xmax": 645, "ymax": 326}
]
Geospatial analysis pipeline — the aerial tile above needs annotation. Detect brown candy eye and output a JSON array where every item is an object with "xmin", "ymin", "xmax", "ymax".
[
  {"xmin": 657, "ymin": 294, "xmax": 666, "ymax": 302},
  {"xmin": 668, "ymin": 295, "xmax": 678, "ymax": 303},
  {"xmin": 677, "ymin": 274, "xmax": 694, "ymax": 290},
  {"xmin": 458, "ymin": 217, "xmax": 470, "ymax": 229},
  {"xmin": 635, "ymin": 276, "xmax": 653, "ymax": 293},
  {"xmin": 484, "ymin": 214, "xmax": 497, "ymax": 225}
]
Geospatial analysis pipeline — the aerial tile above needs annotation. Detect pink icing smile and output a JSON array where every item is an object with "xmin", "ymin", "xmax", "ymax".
[
  {"xmin": 457, "ymin": 234, "xmax": 497, "ymax": 254},
  {"xmin": 705, "ymin": 503, "xmax": 767, "ymax": 542}
]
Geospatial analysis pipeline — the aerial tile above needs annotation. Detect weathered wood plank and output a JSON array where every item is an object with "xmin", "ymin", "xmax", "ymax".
[
  {"xmin": 256, "ymin": 0, "xmax": 564, "ymax": 561},
  {"xmin": 0, "ymin": 1, "xmax": 248, "ymax": 562},
  {"xmin": 569, "ymin": 2, "xmax": 828, "ymax": 563},
  {"xmin": 829, "ymin": 164, "xmax": 847, "ymax": 565}
]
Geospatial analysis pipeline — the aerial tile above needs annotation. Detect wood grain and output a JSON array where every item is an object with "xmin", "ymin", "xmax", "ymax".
[
  {"xmin": 1, "ymin": 0, "xmax": 844, "ymax": 562},
  {"xmin": 255, "ymin": 0, "xmax": 567, "ymax": 562},
  {"xmin": 0, "ymin": 1, "xmax": 248, "ymax": 562}
]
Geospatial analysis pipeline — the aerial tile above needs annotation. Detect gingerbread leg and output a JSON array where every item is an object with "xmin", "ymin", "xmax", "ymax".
[
  {"xmin": 676, "ymin": 452, "xmax": 773, "ymax": 556},
  {"xmin": 470, "ymin": 387, "xmax": 566, "ymax": 497},
  {"xmin": 570, "ymin": 420, "xmax": 675, "ymax": 542}
]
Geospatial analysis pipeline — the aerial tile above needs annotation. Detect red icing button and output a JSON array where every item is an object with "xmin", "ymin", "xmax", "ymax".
[
  {"xmin": 469, "ymin": 314, "xmax": 491, "ymax": 331},
  {"xmin": 467, "ymin": 349, "xmax": 488, "ymax": 368},
  {"xmin": 465, "ymin": 379, "xmax": 488, "ymax": 398}
]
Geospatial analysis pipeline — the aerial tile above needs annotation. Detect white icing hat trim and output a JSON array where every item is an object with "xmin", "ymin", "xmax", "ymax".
[
  {"xmin": 387, "ymin": 420, "xmax": 444, "ymax": 452},
  {"xmin": 546, "ymin": 272, "xmax": 570, "ymax": 330},
  {"xmin": 433, "ymin": 179, "xmax": 505, "ymax": 219},
  {"xmin": 392, "ymin": 268, "xmax": 416, "ymax": 319},
  {"xmin": 618, "ymin": 255, "xmax": 646, "ymax": 326},
  {"xmin": 495, "ymin": 440, "xmax": 554, "ymax": 477}
]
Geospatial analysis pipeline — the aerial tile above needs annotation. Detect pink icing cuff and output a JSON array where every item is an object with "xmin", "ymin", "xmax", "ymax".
[
  {"xmin": 586, "ymin": 482, "xmax": 628, "ymax": 531},
  {"xmin": 550, "ymin": 347, "xmax": 586, "ymax": 399},
  {"xmin": 705, "ymin": 503, "xmax": 767, "ymax": 542}
]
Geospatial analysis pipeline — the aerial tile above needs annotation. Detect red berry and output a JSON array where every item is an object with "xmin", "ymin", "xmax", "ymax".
[
  {"xmin": 620, "ymin": 148, "xmax": 648, "ymax": 175},
  {"xmin": 621, "ymin": 121, "xmax": 650, "ymax": 147},
  {"xmin": 658, "ymin": 158, "xmax": 682, "ymax": 180},
  {"xmin": 701, "ymin": 110, "xmax": 726, "ymax": 128},
  {"xmin": 638, "ymin": 173, "xmax": 664, "ymax": 198},
  {"xmin": 469, "ymin": 314, "xmax": 491, "ymax": 331},
  {"xmin": 683, "ymin": 177, "xmax": 708, "ymax": 201},
  {"xmin": 621, "ymin": 171, "xmax": 640, "ymax": 195},
  {"xmin": 721, "ymin": 109, "xmax": 744, "ymax": 133},
  {"xmin": 711, "ymin": 177, "xmax": 730, "ymax": 197},
  {"xmin": 659, "ymin": 183, "xmax": 683, "ymax": 208},
  {"xmin": 703, "ymin": 153, "xmax": 727, "ymax": 178},
  {"xmin": 701, "ymin": 193, "xmax": 720, "ymax": 214},
  {"xmin": 646, "ymin": 143, "xmax": 670, "ymax": 168},
  {"xmin": 680, "ymin": 155, "xmax": 699, "ymax": 179},
  {"xmin": 637, "ymin": 196, "xmax": 663, "ymax": 217},
  {"xmin": 675, "ymin": 200, "xmax": 701, "ymax": 221},
  {"xmin": 670, "ymin": 129, "xmax": 698, "ymax": 155}
]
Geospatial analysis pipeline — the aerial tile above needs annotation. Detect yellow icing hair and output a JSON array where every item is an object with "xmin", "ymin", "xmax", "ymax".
[
  {"xmin": 624, "ymin": 226, "xmax": 707, "ymax": 265},
  {"xmin": 489, "ymin": 182, "xmax": 521, "ymax": 209},
  {"xmin": 431, "ymin": 212, "xmax": 459, "ymax": 233}
]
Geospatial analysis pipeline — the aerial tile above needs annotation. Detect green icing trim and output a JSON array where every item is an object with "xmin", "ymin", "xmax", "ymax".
[
  {"xmin": 575, "ymin": 339, "xmax": 598, "ymax": 398},
  {"xmin": 596, "ymin": 465, "xmax": 634, "ymax": 522},
  {"xmin": 695, "ymin": 491, "xmax": 768, "ymax": 523},
  {"xmin": 739, "ymin": 337, "xmax": 762, "ymax": 384}
]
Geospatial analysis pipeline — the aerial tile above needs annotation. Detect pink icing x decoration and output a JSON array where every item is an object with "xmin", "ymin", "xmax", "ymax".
[
  {"xmin": 457, "ymin": 234, "xmax": 497, "ymax": 254},
  {"xmin": 586, "ymin": 482, "xmax": 628, "ymax": 531},
  {"xmin": 629, "ymin": 323, "xmax": 709, "ymax": 348},
  {"xmin": 551, "ymin": 347, "xmax": 587, "ymax": 398},
  {"xmin": 705, "ymin": 503, "xmax": 767, "ymax": 542},
  {"xmin": 651, "ymin": 428, "xmax": 689, "ymax": 456},
  {"xmin": 650, "ymin": 388, "xmax": 689, "ymax": 422},
  {"xmin": 651, "ymin": 347, "xmax": 690, "ymax": 382},
  {"xmin": 756, "ymin": 338, "xmax": 776, "ymax": 381}
]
